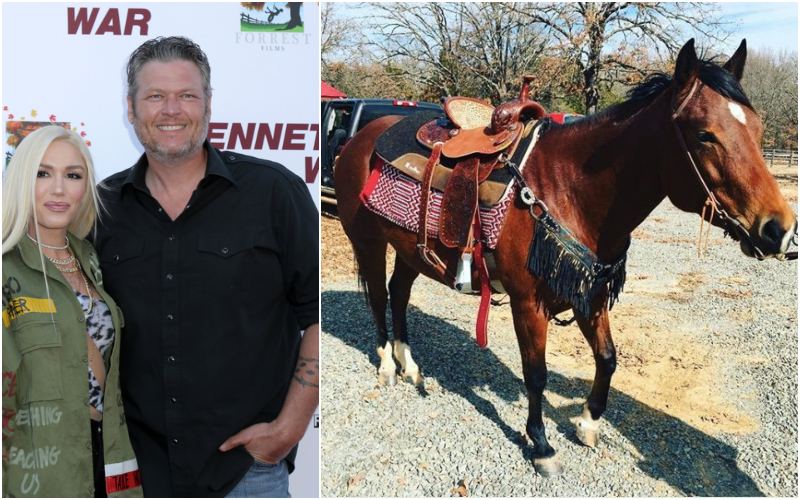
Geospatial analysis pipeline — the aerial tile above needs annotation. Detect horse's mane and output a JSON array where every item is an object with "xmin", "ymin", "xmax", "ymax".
[{"xmin": 545, "ymin": 58, "xmax": 754, "ymax": 134}]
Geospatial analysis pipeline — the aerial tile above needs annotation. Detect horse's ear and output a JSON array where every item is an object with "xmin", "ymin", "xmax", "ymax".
[
  {"xmin": 723, "ymin": 39, "xmax": 747, "ymax": 81},
  {"xmin": 674, "ymin": 39, "xmax": 699, "ymax": 89}
]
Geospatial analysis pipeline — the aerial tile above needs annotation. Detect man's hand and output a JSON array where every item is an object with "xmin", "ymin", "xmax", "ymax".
[
  {"xmin": 219, "ymin": 420, "xmax": 298, "ymax": 464},
  {"xmin": 219, "ymin": 324, "xmax": 319, "ymax": 464}
]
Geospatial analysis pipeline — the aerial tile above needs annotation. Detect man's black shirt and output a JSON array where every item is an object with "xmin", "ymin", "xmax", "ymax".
[{"xmin": 93, "ymin": 142, "xmax": 319, "ymax": 497}]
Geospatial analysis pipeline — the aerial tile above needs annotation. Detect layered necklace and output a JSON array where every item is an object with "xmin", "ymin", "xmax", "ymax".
[{"xmin": 29, "ymin": 233, "xmax": 94, "ymax": 315}]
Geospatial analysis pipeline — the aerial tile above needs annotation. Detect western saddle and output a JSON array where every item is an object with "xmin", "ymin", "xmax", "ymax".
[{"xmin": 413, "ymin": 75, "xmax": 546, "ymax": 284}]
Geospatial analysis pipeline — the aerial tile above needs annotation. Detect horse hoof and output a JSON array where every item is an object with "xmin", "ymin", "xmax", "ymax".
[
  {"xmin": 378, "ymin": 371, "xmax": 397, "ymax": 386},
  {"xmin": 576, "ymin": 425, "xmax": 599, "ymax": 447},
  {"xmin": 401, "ymin": 370, "xmax": 423, "ymax": 386},
  {"xmin": 575, "ymin": 416, "xmax": 601, "ymax": 447},
  {"xmin": 533, "ymin": 456, "xmax": 562, "ymax": 477}
]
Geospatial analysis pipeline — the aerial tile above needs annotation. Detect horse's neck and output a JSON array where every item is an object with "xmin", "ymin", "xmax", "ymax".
[{"xmin": 530, "ymin": 94, "xmax": 673, "ymax": 261}]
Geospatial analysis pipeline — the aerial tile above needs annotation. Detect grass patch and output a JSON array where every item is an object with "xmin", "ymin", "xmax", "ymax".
[{"xmin": 241, "ymin": 21, "xmax": 303, "ymax": 33}]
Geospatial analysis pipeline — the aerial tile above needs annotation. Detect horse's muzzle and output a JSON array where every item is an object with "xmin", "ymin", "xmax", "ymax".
[{"xmin": 746, "ymin": 217, "xmax": 798, "ymax": 260}]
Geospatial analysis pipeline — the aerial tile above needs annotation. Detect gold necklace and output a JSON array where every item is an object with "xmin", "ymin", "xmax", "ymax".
[
  {"xmin": 47, "ymin": 251, "xmax": 75, "ymax": 266},
  {"xmin": 76, "ymin": 263, "xmax": 94, "ymax": 315},
  {"xmin": 59, "ymin": 246, "xmax": 94, "ymax": 315},
  {"xmin": 87, "ymin": 333, "xmax": 97, "ymax": 369},
  {"xmin": 53, "ymin": 249, "xmax": 78, "ymax": 273}
]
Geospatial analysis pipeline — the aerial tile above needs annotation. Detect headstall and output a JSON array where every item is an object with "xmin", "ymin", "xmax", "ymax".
[{"xmin": 670, "ymin": 79, "xmax": 774, "ymax": 259}]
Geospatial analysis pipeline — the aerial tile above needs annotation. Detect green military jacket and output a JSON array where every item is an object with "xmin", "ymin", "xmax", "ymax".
[{"xmin": 2, "ymin": 233, "xmax": 143, "ymax": 498}]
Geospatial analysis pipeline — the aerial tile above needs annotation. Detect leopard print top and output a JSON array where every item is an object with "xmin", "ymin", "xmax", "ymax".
[{"xmin": 75, "ymin": 291, "xmax": 115, "ymax": 414}]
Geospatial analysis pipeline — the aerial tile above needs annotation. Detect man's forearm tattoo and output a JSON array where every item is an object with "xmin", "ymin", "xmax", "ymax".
[{"xmin": 293, "ymin": 356, "xmax": 319, "ymax": 389}]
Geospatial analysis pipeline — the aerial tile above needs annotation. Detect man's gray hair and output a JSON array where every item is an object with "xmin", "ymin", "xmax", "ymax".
[{"xmin": 127, "ymin": 36, "xmax": 213, "ymax": 103}]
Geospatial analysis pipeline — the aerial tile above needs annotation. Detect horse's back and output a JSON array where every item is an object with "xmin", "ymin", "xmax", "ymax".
[{"xmin": 335, "ymin": 115, "xmax": 404, "ymax": 234}]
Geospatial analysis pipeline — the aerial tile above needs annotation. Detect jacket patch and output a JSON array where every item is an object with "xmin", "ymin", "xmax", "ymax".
[
  {"xmin": 3, "ymin": 298, "xmax": 56, "ymax": 327},
  {"xmin": 105, "ymin": 458, "xmax": 141, "ymax": 493}
]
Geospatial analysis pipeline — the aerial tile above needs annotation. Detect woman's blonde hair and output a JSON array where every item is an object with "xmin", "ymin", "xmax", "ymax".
[{"xmin": 2, "ymin": 125, "xmax": 103, "ymax": 254}]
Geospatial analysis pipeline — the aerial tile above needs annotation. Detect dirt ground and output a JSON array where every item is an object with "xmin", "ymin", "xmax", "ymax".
[{"xmin": 321, "ymin": 164, "xmax": 797, "ymax": 437}]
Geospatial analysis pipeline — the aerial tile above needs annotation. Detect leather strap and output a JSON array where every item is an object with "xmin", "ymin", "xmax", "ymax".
[
  {"xmin": 670, "ymin": 81, "xmax": 765, "ymax": 259},
  {"xmin": 417, "ymin": 142, "xmax": 453, "ymax": 283},
  {"xmin": 473, "ymin": 212, "xmax": 492, "ymax": 348},
  {"xmin": 440, "ymin": 157, "xmax": 480, "ymax": 248}
]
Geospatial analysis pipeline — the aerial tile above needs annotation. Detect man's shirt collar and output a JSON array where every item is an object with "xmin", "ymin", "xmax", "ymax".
[{"xmin": 120, "ymin": 140, "xmax": 238, "ymax": 196}]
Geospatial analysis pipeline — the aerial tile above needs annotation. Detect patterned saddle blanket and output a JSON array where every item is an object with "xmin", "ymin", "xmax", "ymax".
[{"xmin": 360, "ymin": 111, "xmax": 542, "ymax": 249}]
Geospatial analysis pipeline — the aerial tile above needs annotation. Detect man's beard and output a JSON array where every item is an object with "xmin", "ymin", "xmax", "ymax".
[{"xmin": 132, "ymin": 108, "xmax": 209, "ymax": 164}]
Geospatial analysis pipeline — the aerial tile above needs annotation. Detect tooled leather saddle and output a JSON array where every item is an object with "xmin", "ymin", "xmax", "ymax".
[
  {"xmin": 366, "ymin": 76, "xmax": 547, "ymax": 348},
  {"xmin": 375, "ymin": 75, "xmax": 546, "ymax": 269}
]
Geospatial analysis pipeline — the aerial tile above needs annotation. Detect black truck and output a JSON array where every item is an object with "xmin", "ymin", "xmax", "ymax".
[{"xmin": 321, "ymin": 98, "xmax": 442, "ymax": 200}]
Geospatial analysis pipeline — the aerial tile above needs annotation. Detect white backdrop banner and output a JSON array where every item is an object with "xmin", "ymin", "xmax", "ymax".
[{"xmin": 2, "ymin": 2, "xmax": 320, "ymax": 497}]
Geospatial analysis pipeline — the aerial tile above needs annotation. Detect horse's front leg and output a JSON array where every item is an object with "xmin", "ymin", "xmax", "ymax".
[
  {"xmin": 510, "ymin": 296, "xmax": 561, "ymax": 476},
  {"xmin": 574, "ymin": 300, "xmax": 616, "ymax": 447}
]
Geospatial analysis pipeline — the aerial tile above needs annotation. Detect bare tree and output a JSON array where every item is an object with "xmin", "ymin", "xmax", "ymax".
[
  {"xmin": 365, "ymin": 2, "xmax": 558, "ymax": 104},
  {"xmin": 323, "ymin": 60, "xmax": 421, "ymax": 100},
  {"xmin": 519, "ymin": 2, "xmax": 734, "ymax": 113},
  {"xmin": 742, "ymin": 48, "xmax": 798, "ymax": 149},
  {"xmin": 321, "ymin": 3, "xmax": 361, "ymax": 70}
]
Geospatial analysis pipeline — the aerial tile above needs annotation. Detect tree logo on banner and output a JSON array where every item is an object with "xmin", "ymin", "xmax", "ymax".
[
  {"xmin": 3, "ymin": 107, "xmax": 92, "ymax": 169},
  {"xmin": 240, "ymin": 2, "xmax": 303, "ymax": 32}
]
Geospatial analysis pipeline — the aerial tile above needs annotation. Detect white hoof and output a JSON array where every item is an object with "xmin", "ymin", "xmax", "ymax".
[
  {"xmin": 377, "ymin": 342, "xmax": 397, "ymax": 387},
  {"xmin": 378, "ymin": 369, "xmax": 397, "ymax": 386},
  {"xmin": 575, "ymin": 406, "xmax": 602, "ymax": 448},
  {"xmin": 533, "ymin": 455, "xmax": 563, "ymax": 477},
  {"xmin": 400, "ymin": 369, "xmax": 423, "ymax": 386},
  {"xmin": 393, "ymin": 340, "xmax": 423, "ymax": 385}
]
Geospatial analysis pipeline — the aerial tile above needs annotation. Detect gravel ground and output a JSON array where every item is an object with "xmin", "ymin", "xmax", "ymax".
[{"xmin": 321, "ymin": 197, "xmax": 798, "ymax": 498}]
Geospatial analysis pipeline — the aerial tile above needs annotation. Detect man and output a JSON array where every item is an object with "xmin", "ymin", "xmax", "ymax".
[{"xmin": 94, "ymin": 36, "xmax": 319, "ymax": 497}]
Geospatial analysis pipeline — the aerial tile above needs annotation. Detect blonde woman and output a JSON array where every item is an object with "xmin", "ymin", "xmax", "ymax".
[{"xmin": 2, "ymin": 126, "xmax": 142, "ymax": 498}]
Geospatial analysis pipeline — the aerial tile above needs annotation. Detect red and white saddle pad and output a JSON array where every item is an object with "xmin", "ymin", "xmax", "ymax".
[{"xmin": 360, "ymin": 159, "xmax": 516, "ymax": 249}]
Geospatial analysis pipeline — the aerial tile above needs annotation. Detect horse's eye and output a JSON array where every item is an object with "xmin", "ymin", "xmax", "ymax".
[{"xmin": 697, "ymin": 131, "xmax": 717, "ymax": 144}]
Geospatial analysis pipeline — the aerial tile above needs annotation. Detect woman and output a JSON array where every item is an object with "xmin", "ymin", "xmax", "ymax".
[{"xmin": 2, "ymin": 126, "xmax": 142, "ymax": 498}]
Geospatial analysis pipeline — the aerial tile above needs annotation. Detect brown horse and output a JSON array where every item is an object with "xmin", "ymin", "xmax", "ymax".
[{"xmin": 334, "ymin": 39, "xmax": 797, "ymax": 475}]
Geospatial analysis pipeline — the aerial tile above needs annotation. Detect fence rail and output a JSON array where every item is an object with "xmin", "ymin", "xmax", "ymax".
[
  {"xmin": 240, "ymin": 13, "xmax": 269, "ymax": 25},
  {"xmin": 763, "ymin": 149, "xmax": 798, "ymax": 166}
]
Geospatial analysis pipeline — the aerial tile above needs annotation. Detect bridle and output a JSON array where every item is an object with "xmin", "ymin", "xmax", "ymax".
[{"xmin": 670, "ymin": 79, "xmax": 797, "ymax": 260}]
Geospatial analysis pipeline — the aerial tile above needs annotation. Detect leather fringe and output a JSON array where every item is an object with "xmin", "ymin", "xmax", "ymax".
[{"xmin": 526, "ymin": 217, "xmax": 628, "ymax": 318}]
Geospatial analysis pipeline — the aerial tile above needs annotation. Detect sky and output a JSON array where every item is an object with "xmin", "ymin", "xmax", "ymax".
[
  {"xmin": 333, "ymin": 2, "xmax": 798, "ymax": 55},
  {"xmin": 716, "ymin": 2, "xmax": 798, "ymax": 53}
]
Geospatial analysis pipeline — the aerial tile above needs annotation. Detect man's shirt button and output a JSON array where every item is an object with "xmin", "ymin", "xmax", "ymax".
[
  {"xmin": 86, "ymin": 443, "xmax": 91, "ymax": 450},
  {"xmin": 222, "ymin": 247, "xmax": 228, "ymax": 253},
  {"xmin": 82, "ymin": 355, "xmax": 88, "ymax": 363},
  {"xmin": 167, "ymin": 274, "xmax": 173, "ymax": 280},
  {"xmin": 169, "ymin": 235, "xmax": 175, "ymax": 241},
  {"xmin": 167, "ymin": 315, "xmax": 173, "ymax": 320},
  {"xmin": 173, "ymin": 439, "xmax": 179, "ymax": 445},
  {"xmin": 168, "ymin": 356, "xmax": 175, "ymax": 362},
  {"xmin": 171, "ymin": 398, "xmax": 177, "ymax": 404},
  {"xmin": 113, "ymin": 255, "xmax": 119, "ymax": 261},
  {"xmin": 84, "ymin": 399, "xmax": 90, "ymax": 406}
]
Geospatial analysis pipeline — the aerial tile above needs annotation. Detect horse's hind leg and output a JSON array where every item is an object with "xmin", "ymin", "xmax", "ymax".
[
  {"xmin": 388, "ymin": 257, "xmax": 423, "ymax": 385},
  {"xmin": 574, "ymin": 304, "xmax": 616, "ymax": 447},
  {"xmin": 352, "ymin": 239, "xmax": 397, "ymax": 386}
]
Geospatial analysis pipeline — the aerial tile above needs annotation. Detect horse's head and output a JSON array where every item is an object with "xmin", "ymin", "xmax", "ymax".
[{"xmin": 662, "ymin": 39, "xmax": 797, "ymax": 259}]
